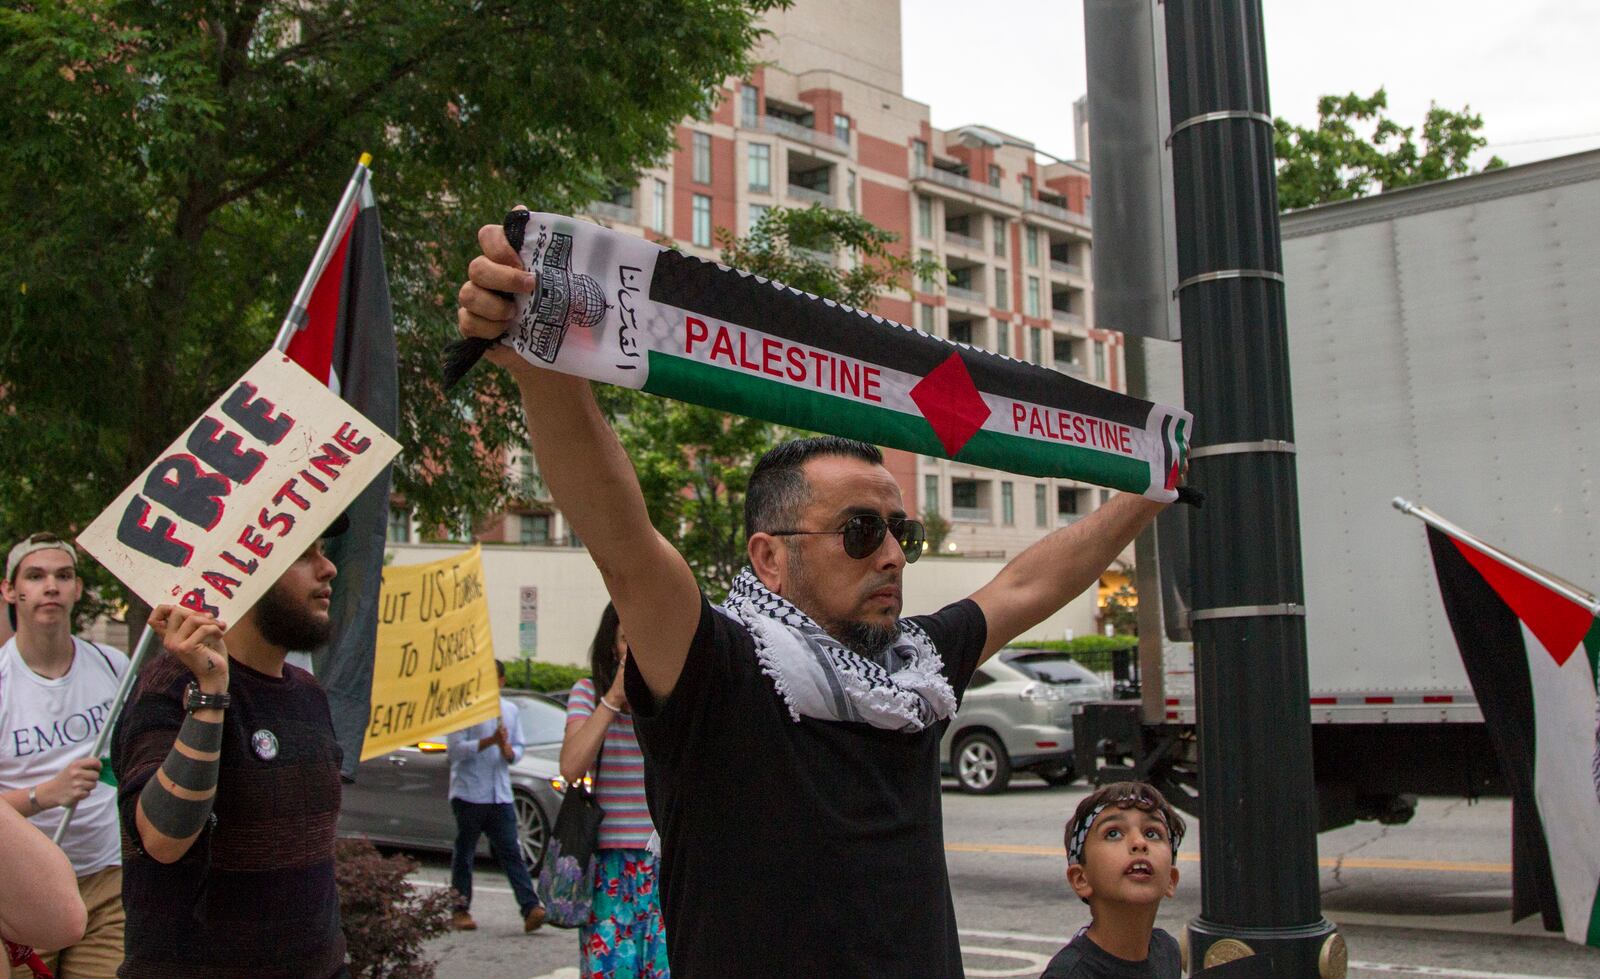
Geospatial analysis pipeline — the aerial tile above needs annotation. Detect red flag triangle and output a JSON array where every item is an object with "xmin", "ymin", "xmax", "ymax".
[{"xmin": 1451, "ymin": 537, "xmax": 1594, "ymax": 666}]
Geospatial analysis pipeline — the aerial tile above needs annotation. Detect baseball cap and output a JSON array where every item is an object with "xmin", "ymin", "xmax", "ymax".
[
  {"xmin": 321, "ymin": 511, "xmax": 351, "ymax": 539},
  {"xmin": 6, "ymin": 533, "xmax": 78, "ymax": 582}
]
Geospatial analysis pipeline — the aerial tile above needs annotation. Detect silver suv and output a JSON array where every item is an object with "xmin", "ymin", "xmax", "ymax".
[{"xmin": 940, "ymin": 649, "xmax": 1108, "ymax": 794}]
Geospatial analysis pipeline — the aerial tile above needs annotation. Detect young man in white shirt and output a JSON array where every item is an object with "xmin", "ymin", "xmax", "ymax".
[{"xmin": 0, "ymin": 534, "xmax": 127, "ymax": 979}]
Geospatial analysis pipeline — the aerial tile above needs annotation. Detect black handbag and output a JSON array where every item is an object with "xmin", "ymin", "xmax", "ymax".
[{"xmin": 536, "ymin": 750, "xmax": 605, "ymax": 928}]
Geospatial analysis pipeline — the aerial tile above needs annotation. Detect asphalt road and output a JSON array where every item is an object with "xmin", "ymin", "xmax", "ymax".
[{"xmin": 408, "ymin": 779, "xmax": 1600, "ymax": 978}]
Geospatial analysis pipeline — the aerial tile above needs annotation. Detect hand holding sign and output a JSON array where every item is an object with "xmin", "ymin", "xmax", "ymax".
[{"xmin": 150, "ymin": 604, "xmax": 230, "ymax": 693}]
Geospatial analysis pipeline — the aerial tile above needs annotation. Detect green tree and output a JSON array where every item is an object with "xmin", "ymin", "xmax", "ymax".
[
  {"xmin": 598, "ymin": 205, "xmax": 942, "ymax": 599},
  {"xmin": 0, "ymin": 0, "xmax": 781, "ymax": 631},
  {"xmin": 1274, "ymin": 88, "xmax": 1506, "ymax": 210}
]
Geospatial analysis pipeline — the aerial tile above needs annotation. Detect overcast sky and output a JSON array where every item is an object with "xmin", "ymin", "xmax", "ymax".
[{"xmin": 900, "ymin": 0, "xmax": 1599, "ymax": 169}]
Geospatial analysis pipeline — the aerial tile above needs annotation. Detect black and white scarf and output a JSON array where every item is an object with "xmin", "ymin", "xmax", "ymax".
[{"xmin": 719, "ymin": 568, "xmax": 957, "ymax": 732}]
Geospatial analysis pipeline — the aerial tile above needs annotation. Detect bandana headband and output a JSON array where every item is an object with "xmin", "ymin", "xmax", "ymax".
[{"xmin": 1067, "ymin": 796, "xmax": 1183, "ymax": 866}]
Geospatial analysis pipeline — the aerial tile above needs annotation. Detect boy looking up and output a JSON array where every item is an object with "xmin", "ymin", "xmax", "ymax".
[{"xmin": 1042, "ymin": 782, "xmax": 1186, "ymax": 978}]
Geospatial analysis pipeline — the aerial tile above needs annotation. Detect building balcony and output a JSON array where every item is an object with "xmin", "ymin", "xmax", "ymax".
[
  {"xmin": 762, "ymin": 116, "xmax": 850, "ymax": 154},
  {"xmin": 948, "ymin": 284, "xmax": 986, "ymax": 306},
  {"xmin": 786, "ymin": 184, "xmax": 835, "ymax": 207},
  {"xmin": 1025, "ymin": 197, "xmax": 1091, "ymax": 229},
  {"xmin": 1054, "ymin": 360, "xmax": 1087, "ymax": 379},
  {"xmin": 944, "ymin": 231, "xmax": 984, "ymax": 252},
  {"xmin": 1052, "ymin": 309, "xmax": 1086, "ymax": 328},
  {"xmin": 912, "ymin": 160, "xmax": 1012, "ymax": 205},
  {"xmin": 795, "ymin": 246, "xmax": 836, "ymax": 267},
  {"xmin": 1050, "ymin": 259, "xmax": 1085, "ymax": 279},
  {"xmin": 586, "ymin": 201, "xmax": 638, "ymax": 225},
  {"xmin": 951, "ymin": 506, "xmax": 992, "ymax": 523}
]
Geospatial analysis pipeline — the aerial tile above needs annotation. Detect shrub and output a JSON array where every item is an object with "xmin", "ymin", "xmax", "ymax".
[
  {"xmin": 336, "ymin": 837, "xmax": 454, "ymax": 979},
  {"xmin": 503, "ymin": 659, "xmax": 591, "ymax": 693},
  {"xmin": 1008, "ymin": 634, "xmax": 1139, "ymax": 674}
]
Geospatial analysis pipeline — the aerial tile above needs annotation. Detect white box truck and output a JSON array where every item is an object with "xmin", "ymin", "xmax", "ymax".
[{"xmin": 1076, "ymin": 148, "xmax": 1600, "ymax": 833}]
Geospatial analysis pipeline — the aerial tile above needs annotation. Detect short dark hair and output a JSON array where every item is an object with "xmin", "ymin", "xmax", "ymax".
[
  {"xmin": 495, "ymin": 658, "xmax": 506, "ymax": 680},
  {"xmin": 1065, "ymin": 780, "xmax": 1187, "ymax": 867},
  {"xmin": 589, "ymin": 603, "xmax": 623, "ymax": 694},
  {"xmin": 744, "ymin": 437, "xmax": 883, "ymax": 538}
]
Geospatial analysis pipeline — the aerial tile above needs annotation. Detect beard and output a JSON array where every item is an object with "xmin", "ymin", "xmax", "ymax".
[
  {"xmin": 253, "ymin": 579, "xmax": 334, "ymax": 651},
  {"xmin": 787, "ymin": 549, "xmax": 899, "ymax": 660}
]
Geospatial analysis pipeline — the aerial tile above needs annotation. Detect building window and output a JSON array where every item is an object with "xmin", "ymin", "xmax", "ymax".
[
  {"xmin": 748, "ymin": 143, "xmax": 771, "ymax": 193},
  {"xmin": 993, "ymin": 268, "xmax": 1009, "ymax": 311},
  {"xmin": 692, "ymin": 131, "xmax": 712, "ymax": 184},
  {"xmin": 949, "ymin": 318, "xmax": 973, "ymax": 345},
  {"xmin": 988, "ymin": 163, "xmax": 1001, "ymax": 187},
  {"xmin": 847, "ymin": 170, "xmax": 857, "ymax": 210},
  {"xmin": 741, "ymin": 84, "xmax": 760, "ymax": 127},
  {"xmin": 1001, "ymin": 481, "xmax": 1015, "ymax": 525},
  {"xmin": 1094, "ymin": 341, "xmax": 1107, "ymax": 381},
  {"xmin": 692, "ymin": 194, "xmax": 712, "ymax": 247},
  {"xmin": 917, "ymin": 196, "xmax": 933, "ymax": 239},
  {"xmin": 1026, "ymin": 227, "xmax": 1039, "ymax": 266},
  {"xmin": 993, "ymin": 217, "xmax": 1006, "ymax": 257},
  {"xmin": 1022, "ymin": 175, "xmax": 1035, "ymax": 200},
  {"xmin": 834, "ymin": 113, "xmax": 851, "ymax": 144},
  {"xmin": 996, "ymin": 321, "xmax": 1010, "ymax": 357},
  {"xmin": 924, "ymin": 474, "xmax": 939, "ymax": 514},
  {"xmin": 913, "ymin": 138, "xmax": 928, "ymax": 166},
  {"xmin": 651, "ymin": 178, "xmax": 667, "ymax": 234},
  {"xmin": 919, "ymin": 248, "xmax": 936, "ymax": 291},
  {"xmin": 1059, "ymin": 486, "xmax": 1085, "ymax": 520},
  {"xmin": 520, "ymin": 513, "xmax": 551, "ymax": 545},
  {"xmin": 1030, "ymin": 327, "xmax": 1043, "ymax": 364},
  {"xmin": 748, "ymin": 203, "xmax": 770, "ymax": 231},
  {"xmin": 920, "ymin": 303, "xmax": 936, "ymax": 334},
  {"xmin": 1035, "ymin": 484, "xmax": 1048, "ymax": 527},
  {"xmin": 1100, "ymin": 489, "xmax": 1112, "ymax": 506},
  {"xmin": 387, "ymin": 507, "xmax": 411, "ymax": 543},
  {"xmin": 1026, "ymin": 276, "xmax": 1041, "ymax": 318},
  {"xmin": 951, "ymin": 478, "xmax": 985, "ymax": 521}
]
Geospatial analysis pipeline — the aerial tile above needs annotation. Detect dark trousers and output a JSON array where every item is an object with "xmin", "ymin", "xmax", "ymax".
[{"xmin": 450, "ymin": 798, "xmax": 540, "ymax": 917}]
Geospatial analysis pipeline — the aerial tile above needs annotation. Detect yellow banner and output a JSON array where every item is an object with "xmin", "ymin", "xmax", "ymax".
[{"xmin": 362, "ymin": 545, "xmax": 498, "ymax": 760}]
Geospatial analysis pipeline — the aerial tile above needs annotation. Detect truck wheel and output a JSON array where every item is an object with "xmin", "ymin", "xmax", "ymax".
[
  {"xmin": 1038, "ymin": 761, "xmax": 1077, "ymax": 787},
  {"xmin": 954, "ymin": 732, "xmax": 1011, "ymax": 795}
]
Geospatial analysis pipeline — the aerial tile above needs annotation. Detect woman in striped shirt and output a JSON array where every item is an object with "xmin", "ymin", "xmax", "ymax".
[{"xmin": 561, "ymin": 604, "xmax": 668, "ymax": 979}]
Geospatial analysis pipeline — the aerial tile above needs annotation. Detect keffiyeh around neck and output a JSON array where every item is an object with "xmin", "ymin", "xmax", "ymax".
[{"xmin": 719, "ymin": 568, "xmax": 957, "ymax": 732}]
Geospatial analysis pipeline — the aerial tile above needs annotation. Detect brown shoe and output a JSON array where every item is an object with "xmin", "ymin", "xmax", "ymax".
[
  {"xmin": 523, "ymin": 905, "xmax": 547, "ymax": 933},
  {"xmin": 451, "ymin": 909, "xmax": 477, "ymax": 931}
]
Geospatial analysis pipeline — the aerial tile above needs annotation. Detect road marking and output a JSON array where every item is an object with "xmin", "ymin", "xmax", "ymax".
[
  {"xmin": 944, "ymin": 842, "xmax": 1511, "ymax": 874},
  {"xmin": 963, "ymin": 929, "xmax": 1581, "ymax": 979},
  {"xmin": 961, "ymin": 945, "xmax": 1050, "ymax": 977},
  {"xmin": 412, "ymin": 878, "xmax": 516, "ymax": 896}
]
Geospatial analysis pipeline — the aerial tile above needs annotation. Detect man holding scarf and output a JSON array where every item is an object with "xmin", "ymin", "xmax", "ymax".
[{"xmin": 457, "ymin": 220, "xmax": 1169, "ymax": 978}]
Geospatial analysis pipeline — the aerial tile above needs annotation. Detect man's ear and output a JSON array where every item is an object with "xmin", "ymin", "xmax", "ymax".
[
  {"xmin": 0, "ymin": 579, "xmax": 13, "ymax": 604},
  {"xmin": 1067, "ymin": 862, "xmax": 1093, "ymax": 902},
  {"xmin": 1166, "ymin": 863, "xmax": 1179, "ymax": 898},
  {"xmin": 747, "ymin": 533, "xmax": 785, "ymax": 592}
]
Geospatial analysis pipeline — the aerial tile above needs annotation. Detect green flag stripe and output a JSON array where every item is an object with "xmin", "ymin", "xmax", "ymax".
[
  {"xmin": 646, "ymin": 354, "xmax": 1152, "ymax": 493},
  {"xmin": 1585, "ymin": 618, "xmax": 1600, "ymax": 689},
  {"xmin": 99, "ymin": 755, "xmax": 117, "ymax": 787},
  {"xmin": 1587, "ymin": 875, "xmax": 1600, "ymax": 947}
]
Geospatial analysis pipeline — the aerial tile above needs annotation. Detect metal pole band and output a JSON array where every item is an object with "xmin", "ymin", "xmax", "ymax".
[
  {"xmin": 1167, "ymin": 109, "xmax": 1274, "ymax": 145},
  {"xmin": 1189, "ymin": 603, "xmax": 1306, "ymax": 624},
  {"xmin": 1173, "ymin": 268, "xmax": 1286, "ymax": 297},
  {"xmin": 1188, "ymin": 439, "xmax": 1296, "ymax": 460}
]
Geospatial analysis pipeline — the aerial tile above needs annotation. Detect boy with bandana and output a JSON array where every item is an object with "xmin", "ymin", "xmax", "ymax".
[{"xmin": 1042, "ymin": 782, "xmax": 1186, "ymax": 978}]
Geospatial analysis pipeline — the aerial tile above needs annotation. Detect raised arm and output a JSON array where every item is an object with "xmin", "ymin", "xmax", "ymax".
[
  {"xmin": 969, "ymin": 493, "xmax": 1165, "ymax": 662},
  {"xmin": 457, "ymin": 215, "xmax": 700, "ymax": 702},
  {"xmin": 133, "ymin": 605, "xmax": 229, "ymax": 865}
]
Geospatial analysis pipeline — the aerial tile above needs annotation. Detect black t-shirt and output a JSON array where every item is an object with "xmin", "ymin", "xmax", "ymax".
[
  {"xmin": 626, "ymin": 596, "xmax": 986, "ymax": 979},
  {"xmin": 112, "ymin": 654, "xmax": 346, "ymax": 979},
  {"xmin": 1040, "ymin": 928, "xmax": 1182, "ymax": 978}
]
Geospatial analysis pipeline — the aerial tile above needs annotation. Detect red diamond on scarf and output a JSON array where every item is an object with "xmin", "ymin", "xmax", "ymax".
[{"xmin": 910, "ymin": 352, "xmax": 991, "ymax": 457}]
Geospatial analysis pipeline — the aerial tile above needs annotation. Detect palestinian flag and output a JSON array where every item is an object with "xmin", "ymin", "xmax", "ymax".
[
  {"xmin": 500, "ymin": 212, "xmax": 1191, "ymax": 501},
  {"xmin": 284, "ymin": 166, "xmax": 399, "ymax": 778},
  {"xmin": 1426, "ymin": 522, "xmax": 1600, "ymax": 944}
]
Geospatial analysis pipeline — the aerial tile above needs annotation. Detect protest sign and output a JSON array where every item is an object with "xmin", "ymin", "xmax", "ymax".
[
  {"xmin": 78, "ymin": 351, "xmax": 401, "ymax": 623},
  {"xmin": 363, "ymin": 545, "xmax": 499, "ymax": 760}
]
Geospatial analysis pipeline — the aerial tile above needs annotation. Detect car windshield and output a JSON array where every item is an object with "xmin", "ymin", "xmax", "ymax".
[
  {"xmin": 509, "ymin": 695, "xmax": 569, "ymax": 745},
  {"xmin": 1003, "ymin": 652, "xmax": 1100, "ymax": 686}
]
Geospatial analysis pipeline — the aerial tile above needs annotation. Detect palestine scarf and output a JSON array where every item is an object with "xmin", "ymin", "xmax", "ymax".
[
  {"xmin": 719, "ymin": 568, "xmax": 956, "ymax": 732},
  {"xmin": 457, "ymin": 212, "xmax": 1191, "ymax": 501}
]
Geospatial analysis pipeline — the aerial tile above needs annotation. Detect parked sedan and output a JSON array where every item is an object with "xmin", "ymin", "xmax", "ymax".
[
  {"xmin": 940, "ymin": 649, "xmax": 1108, "ymax": 794},
  {"xmin": 339, "ymin": 691, "xmax": 570, "ymax": 874}
]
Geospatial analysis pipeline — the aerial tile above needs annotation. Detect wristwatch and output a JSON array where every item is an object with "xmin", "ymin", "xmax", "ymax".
[{"xmin": 183, "ymin": 681, "xmax": 232, "ymax": 713}]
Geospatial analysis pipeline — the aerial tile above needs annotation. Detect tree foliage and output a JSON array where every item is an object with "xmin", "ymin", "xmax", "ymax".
[
  {"xmin": 1274, "ymin": 88, "xmax": 1506, "ymax": 210},
  {"xmin": 596, "ymin": 206, "xmax": 942, "ymax": 599},
  {"xmin": 0, "ymin": 0, "xmax": 781, "ymax": 620}
]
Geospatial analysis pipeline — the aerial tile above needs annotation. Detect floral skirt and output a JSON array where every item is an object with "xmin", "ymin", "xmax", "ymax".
[{"xmin": 579, "ymin": 848, "xmax": 669, "ymax": 979}]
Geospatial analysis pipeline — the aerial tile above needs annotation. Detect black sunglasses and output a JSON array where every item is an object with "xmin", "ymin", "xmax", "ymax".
[{"xmin": 770, "ymin": 514, "xmax": 926, "ymax": 563}]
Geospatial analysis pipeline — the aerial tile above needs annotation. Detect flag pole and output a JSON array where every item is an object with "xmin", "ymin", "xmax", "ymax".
[
  {"xmin": 55, "ymin": 153, "xmax": 375, "ymax": 844},
  {"xmin": 271, "ymin": 153, "xmax": 374, "ymax": 352},
  {"xmin": 1393, "ymin": 497, "xmax": 1600, "ymax": 616}
]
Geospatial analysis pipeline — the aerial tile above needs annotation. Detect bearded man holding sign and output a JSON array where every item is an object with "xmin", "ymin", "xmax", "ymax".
[{"xmin": 456, "ymin": 213, "xmax": 1185, "ymax": 978}]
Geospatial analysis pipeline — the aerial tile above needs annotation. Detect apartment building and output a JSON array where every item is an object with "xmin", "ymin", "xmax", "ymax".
[{"xmin": 443, "ymin": 0, "xmax": 1127, "ymax": 562}]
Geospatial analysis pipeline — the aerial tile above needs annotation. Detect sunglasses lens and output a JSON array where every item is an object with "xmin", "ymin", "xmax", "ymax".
[
  {"xmin": 893, "ymin": 519, "xmax": 926, "ymax": 564},
  {"xmin": 841, "ymin": 515, "xmax": 888, "ymax": 559}
]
